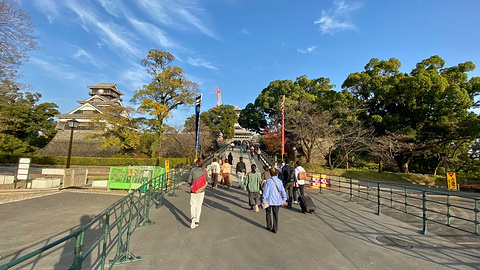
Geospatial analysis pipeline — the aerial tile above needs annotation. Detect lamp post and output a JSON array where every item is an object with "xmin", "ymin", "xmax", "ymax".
[
  {"xmin": 66, "ymin": 119, "xmax": 79, "ymax": 168},
  {"xmin": 293, "ymin": 146, "xmax": 297, "ymax": 165}
]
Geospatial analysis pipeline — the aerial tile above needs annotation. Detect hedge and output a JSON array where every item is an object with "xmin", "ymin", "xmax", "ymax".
[{"xmin": 0, "ymin": 154, "xmax": 193, "ymax": 168}]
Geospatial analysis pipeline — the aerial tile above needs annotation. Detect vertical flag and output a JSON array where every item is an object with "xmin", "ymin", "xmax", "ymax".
[
  {"xmin": 195, "ymin": 94, "xmax": 202, "ymax": 154},
  {"xmin": 281, "ymin": 95, "xmax": 285, "ymax": 155}
]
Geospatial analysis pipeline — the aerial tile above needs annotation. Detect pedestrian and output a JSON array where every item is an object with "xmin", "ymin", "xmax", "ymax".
[
  {"xmin": 230, "ymin": 142, "xmax": 235, "ymax": 151},
  {"xmin": 220, "ymin": 158, "xmax": 232, "ymax": 188},
  {"xmin": 281, "ymin": 159, "xmax": 295, "ymax": 208},
  {"xmin": 228, "ymin": 152, "xmax": 233, "ymax": 165},
  {"xmin": 256, "ymin": 147, "xmax": 262, "ymax": 160},
  {"xmin": 262, "ymin": 167, "xmax": 287, "ymax": 234},
  {"xmin": 293, "ymin": 160, "xmax": 307, "ymax": 203},
  {"xmin": 187, "ymin": 158, "xmax": 207, "ymax": 229},
  {"xmin": 245, "ymin": 164, "xmax": 262, "ymax": 212},
  {"xmin": 236, "ymin": 156, "xmax": 246, "ymax": 189},
  {"xmin": 207, "ymin": 157, "xmax": 221, "ymax": 189}
]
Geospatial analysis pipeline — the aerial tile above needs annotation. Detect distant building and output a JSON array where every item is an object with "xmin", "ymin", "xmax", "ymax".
[
  {"xmin": 233, "ymin": 105, "xmax": 253, "ymax": 141},
  {"xmin": 38, "ymin": 82, "xmax": 125, "ymax": 157}
]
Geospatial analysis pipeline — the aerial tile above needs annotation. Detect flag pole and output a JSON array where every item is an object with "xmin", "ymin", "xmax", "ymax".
[
  {"xmin": 281, "ymin": 95, "xmax": 285, "ymax": 161},
  {"xmin": 195, "ymin": 94, "xmax": 202, "ymax": 160}
]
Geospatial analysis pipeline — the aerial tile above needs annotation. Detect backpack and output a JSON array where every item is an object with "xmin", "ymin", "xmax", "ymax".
[
  {"xmin": 282, "ymin": 165, "xmax": 295, "ymax": 183},
  {"xmin": 211, "ymin": 163, "xmax": 218, "ymax": 174}
]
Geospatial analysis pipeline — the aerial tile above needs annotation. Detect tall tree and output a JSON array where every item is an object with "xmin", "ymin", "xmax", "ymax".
[
  {"xmin": 131, "ymin": 49, "xmax": 199, "ymax": 157},
  {"xmin": 201, "ymin": 105, "xmax": 238, "ymax": 139},
  {"xmin": 0, "ymin": 80, "xmax": 58, "ymax": 154},
  {"xmin": 0, "ymin": 0, "xmax": 40, "ymax": 80}
]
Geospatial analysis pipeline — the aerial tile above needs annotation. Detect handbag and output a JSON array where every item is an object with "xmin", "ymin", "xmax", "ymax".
[
  {"xmin": 298, "ymin": 171, "xmax": 307, "ymax": 180},
  {"xmin": 191, "ymin": 169, "xmax": 208, "ymax": 193}
]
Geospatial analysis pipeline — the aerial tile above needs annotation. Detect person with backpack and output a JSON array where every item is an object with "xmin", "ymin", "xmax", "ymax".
[
  {"xmin": 235, "ymin": 156, "xmax": 246, "ymax": 189},
  {"xmin": 207, "ymin": 157, "xmax": 221, "ymax": 189},
  {"xmin": 293, "ymin": 160, "xmax": 307, "ymax": 203},
  {"xmin": 281, "ymin": 159, "xmax": 295, "ymax": 208}
]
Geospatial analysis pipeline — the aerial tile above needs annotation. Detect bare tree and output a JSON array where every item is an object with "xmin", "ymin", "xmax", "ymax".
[
  {"xmin": 330, "ymin": 120, "xmax": 374, "ymax": 170},
  {"xmin": 0, "ymin": 0, "xmax": 39, "ymax": 80},
  {"xmin": 286, "ymin": 100, "xmax": 333, "ymax": 163}
]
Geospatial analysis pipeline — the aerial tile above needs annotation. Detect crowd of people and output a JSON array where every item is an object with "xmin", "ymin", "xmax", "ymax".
[{"xmin": 187, "ymin": 143, "xmax": 308, "ymax": 234}]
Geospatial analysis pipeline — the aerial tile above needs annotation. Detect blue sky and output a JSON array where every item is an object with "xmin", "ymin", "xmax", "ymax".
[{"xmin": 18, "ymin": 0, "xmax": 480, "ymax": 128}]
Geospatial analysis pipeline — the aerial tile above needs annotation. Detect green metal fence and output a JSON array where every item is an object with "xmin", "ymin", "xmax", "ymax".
[
  {"xmin": 318, "ymin": 175, "xmax": 479, "ymax": 235},
  {"xmin": 0, "ymin": 167, "xmax": 190, "ymax": 270}
]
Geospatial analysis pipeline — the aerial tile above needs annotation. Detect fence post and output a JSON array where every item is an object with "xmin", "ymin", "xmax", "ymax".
[
  {"xmin": 377, "ymin": 182, "xmax": 381, "ymax": 216},
  {"xmin": 366, "ymin": 181, "xmax": 370, "ymax": 201},
  {"xmin": 390, "ymin": 185, "xmax": 393, "ymax": 208},
  {"xmin": 446, "ymin": 194, "xmax": 451, "ymax": 227},
  {"xmin": 100, "ymin": 210, "xmax": 110, "ymax": 269},
  {"xmin": 404, "ymin": 187, "xmax": 408, "ymax": 213},
  {"xmin": 348, "ymin": 178, "xmax": 355, "ymax": 202},
  {"xmin": 139, "ymin": 179, "xmax": 155, "ymax": 227},
  {"xmin": 317, "ymin": 174, "xmax": 324, "ymax": 195},
  {"xmin": 72, "ymin": 230, "xmax": 85, "ymax": 270},
  {"xmin": 422, "ymin": 190, "xmax": 428, "ymax": 235},
  {"xmin": 475, "ymin": 199, "xmax": 478, "ymax": 235}
]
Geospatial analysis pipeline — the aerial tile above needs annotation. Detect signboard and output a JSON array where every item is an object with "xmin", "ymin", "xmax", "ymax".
[
  {"xmin": 165, "ymin": 160, "xmax": 170, "ymax": 185},
  {"xmin": 15, "ymin": 157, "xmax": 31, "ymax": 188},
  {"xmin": 446, "ymin": 172, "xmax": 457, "ymax": 190}
]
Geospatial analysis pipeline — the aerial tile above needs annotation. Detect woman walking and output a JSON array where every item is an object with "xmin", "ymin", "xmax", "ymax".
[
  {"xmin": 262, "ymin": 168, "xmax": 287, "ymax": 234},
  {"xmin": 187, "ymin": 158, "xmax": 207, "ymax": 229},
  {"xmin": 245, "ymin": 164, "xmax": 262, "ymax": 212},
  {"xmin": 220, "ymin": 158, "xmax": 232, "ymax": 188}
]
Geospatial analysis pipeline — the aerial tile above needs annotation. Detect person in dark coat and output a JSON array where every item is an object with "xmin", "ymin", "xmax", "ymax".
[{"xmin": 228, "ymin": 152, "xmax": 233, "ymax": 165}]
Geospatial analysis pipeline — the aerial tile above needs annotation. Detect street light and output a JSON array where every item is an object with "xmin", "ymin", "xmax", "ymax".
[
  {"xmin": 293, "ymin": 146, "xmax": 297, "ymax": 165},
  {"xmin": 66, "ymin": 119, "xmax": 79, "ymax": 168}
]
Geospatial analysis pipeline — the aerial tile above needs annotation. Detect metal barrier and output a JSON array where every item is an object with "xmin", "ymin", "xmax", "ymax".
[
  {"xmin": 319, "ymin": 175, "xmax": 479, "ymax": 235},
  {"xmin": 0, "ymin": 167, "xmax": 189, "ymax": 270}
]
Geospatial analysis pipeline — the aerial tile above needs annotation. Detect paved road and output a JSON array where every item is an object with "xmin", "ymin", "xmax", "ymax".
[{"xmin": 1, "ymin": 147, "xmax": 479, "ymax": 269}]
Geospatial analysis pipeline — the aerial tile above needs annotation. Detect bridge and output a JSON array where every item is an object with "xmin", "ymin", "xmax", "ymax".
[{"xmin": 0, "ymin": 146, "xmax": 479, "ymax": 269}]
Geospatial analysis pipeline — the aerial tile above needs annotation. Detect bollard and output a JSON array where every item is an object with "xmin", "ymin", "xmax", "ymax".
[
  {"xmin": 446, "ymin": 194, "xmax": 451, "ymax": 227},
  {"xmin": 404, "ymin": 187, "xmax": 408, "ymax": 213},
  {"xmin": 475, "ymin": 199, "xmax": 478, "ymax": 235}
]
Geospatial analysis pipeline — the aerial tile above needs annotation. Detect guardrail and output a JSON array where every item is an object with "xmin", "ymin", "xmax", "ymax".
[
  {"xmin": 0, "ymin": 167, "xmax": 190, "ymax": 270},
  {"xmin": 319, "ymin": 175, "xmax": 479, "ymax": 235}
]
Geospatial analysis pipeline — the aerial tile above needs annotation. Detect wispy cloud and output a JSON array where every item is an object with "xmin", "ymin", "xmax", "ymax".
[
  {"xmin": 187, "ymin": 57, "xmax": 218, "ymax": 70},
  {"xmin": 135, "ymin": 0, "xmax": 217, "ymax": 39},
  {"xmin": 129, "ymin": 19, "xmax": 177, "ymax": 49},
  {"xmin": 241, "ymin": 28, "xmax": 250, "ymax": 34},
  {"xmin": 65, "ymin": 1, "xmax": 141, "ymax": 57},
  {"xmin": 72, "ymin": 48, "xmax": 99, "ymax": 67},
  {"xmin": 297, "ymin": 46, "xmax": 318, "ymax": 54},
  {"xmin": 314, "ymin": 0, "xmax": 362, "ymax": 34},
  {"xmin": 31, "ymin": 58, "xmax": 78, "ymax": 80},
  {"xmin": 32, "ymin": 0, "xmax": 59, "ymax": 23}
]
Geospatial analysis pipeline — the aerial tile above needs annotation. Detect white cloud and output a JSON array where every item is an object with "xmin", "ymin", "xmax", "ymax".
[
  {"xmin": 72, "ymin": 48, "xmax": 99, "ymax": 67},
  {"xmin": 241, "ymin": 28, "xmax": 250, "ymax": 34},
  {"xmin": 65, "ymin": 1, "xmax": 141, "ymax": 57},
  {"xmin": 187, "ymin": 57, "xmax": 218, "ymax": 70},
  {"xmin": 297, "ymin": 46, "xmax": 318, "ymax": 54},
  {"xmin": 135, "ymin": 0, "xmax": 217, "ymax": 39},
  {"xmin": 31, "ymin": 58, "xmax": 78, "ymax": 80},
  {"xmin": 32, "ymin": 0, "xmax": 59, "ymax": 23},
  {"xmin": 129, "ymin": 19, "xmax": 177, "ymax": 49},
  {"xmin": 314, "ymin": 0, "xmax": 362, "ymax": 34}
]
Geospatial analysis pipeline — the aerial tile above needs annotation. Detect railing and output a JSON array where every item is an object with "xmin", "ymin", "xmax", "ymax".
[
  {"xmin": 0, "ymin": 167, "xmax": 190, "ymax": 270},
  {"xmin": 319, "ymin": 175, "xmax": 479, "ymax": 235}
]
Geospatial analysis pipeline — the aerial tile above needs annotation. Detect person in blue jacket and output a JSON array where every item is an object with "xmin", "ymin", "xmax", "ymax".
[{"xmin": 262, "ymin": 167, "xmax": 287, "ymax": 233}]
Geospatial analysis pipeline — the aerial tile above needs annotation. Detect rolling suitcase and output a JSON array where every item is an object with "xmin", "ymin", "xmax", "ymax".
[{"xmin": 299, "ymin": 195, "xmax": 315, "ymax": 214}]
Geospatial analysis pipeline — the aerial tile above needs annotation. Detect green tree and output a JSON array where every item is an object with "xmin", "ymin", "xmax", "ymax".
[
  {"xmin": 130, "ymin": 49, "xmax": 200, "ymax": 157},
  {"xmin": 201, "ymin": 105, "xmax": 238, "ymax": 139},
  {"xmin": 0, "ymin": 80, "xmax": 58, "ymax": 154},
  {"xmin": 342, "ymin": 55, "xmax": 480, "ymax": 173},
  {"xmin": 90, "ymin": 106, "xmax": 142, "ymax": 156}
]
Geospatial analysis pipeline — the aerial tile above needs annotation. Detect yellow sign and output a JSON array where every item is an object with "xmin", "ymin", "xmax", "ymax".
[
  {"xmin": 446, "ymin": 172, "xmax": 457, "ymax": 190},
  {"xmin": 165, "ymin": 160, "xmax": 170, "ymax": 185}
]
